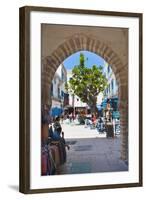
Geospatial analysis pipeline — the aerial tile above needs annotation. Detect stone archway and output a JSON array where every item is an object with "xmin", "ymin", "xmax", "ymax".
[{"xmin": 42, "ymin": 33, "xmax": 128, "ymax": 161}]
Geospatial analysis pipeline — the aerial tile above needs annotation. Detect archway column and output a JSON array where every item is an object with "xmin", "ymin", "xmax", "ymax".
[
  {"xmin": 41, "ymin": 59, "xmax": 54, "ymax": 106},
  {"xmin": 119, "ymin": 85, "xmax": 128, "ymax": 161},
  {"xmin": 120, "ymin": 102, "xmax": 128, "ymax": 161},
  {"xmin": 41, "ymin": 61, "xmax": 53, "ymax": 143}
]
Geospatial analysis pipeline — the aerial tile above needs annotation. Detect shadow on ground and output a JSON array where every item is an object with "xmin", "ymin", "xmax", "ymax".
[
  {"xmin": 57, "ymin": 137, "xmax": 128, "ymax": 175},
  {"xmin": 8, "ymin": 185, "xmax": 19, "ymax": 192}
]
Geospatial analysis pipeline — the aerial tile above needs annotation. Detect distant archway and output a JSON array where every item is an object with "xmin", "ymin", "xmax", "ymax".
[{"xmin": 42, "ymin": 33, "xmax": 128, "ymax": 161}]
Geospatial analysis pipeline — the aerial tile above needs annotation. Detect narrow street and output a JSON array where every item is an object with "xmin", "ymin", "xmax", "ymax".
[{"xmin": 57, "ymin": 123, "xmax": 128, "ymax": 175}]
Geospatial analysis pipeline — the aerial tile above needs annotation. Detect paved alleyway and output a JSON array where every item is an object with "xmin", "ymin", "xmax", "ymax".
[{"xmin": 56, "ymin": 123, "xmax": 128, "ymax": 175}]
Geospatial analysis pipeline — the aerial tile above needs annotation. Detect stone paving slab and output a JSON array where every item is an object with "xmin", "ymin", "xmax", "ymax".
[{"xmin": 56, "ymin": 123, "xmax": 128, "ymax": 175}]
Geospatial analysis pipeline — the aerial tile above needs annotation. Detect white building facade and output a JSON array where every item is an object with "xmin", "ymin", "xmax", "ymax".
[
  {"xmin": 102, "ymin": 61, "xmax": 118, "ymax": 99},
  {"xmin": 51, "ymin": 64, "xmax": 67, "ymax": 116}
]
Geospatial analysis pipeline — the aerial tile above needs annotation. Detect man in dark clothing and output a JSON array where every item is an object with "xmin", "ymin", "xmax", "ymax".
[{"xmin": 49, "ymin": 117, "xmax": 70, "ymax": 150}]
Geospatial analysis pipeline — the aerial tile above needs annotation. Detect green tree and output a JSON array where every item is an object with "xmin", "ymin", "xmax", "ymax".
[{"xmin": 69, "ymin": 53, "xmax": 107, "ymax": 115}]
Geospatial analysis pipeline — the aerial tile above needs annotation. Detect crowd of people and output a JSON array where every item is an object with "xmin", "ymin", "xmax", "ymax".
[
  {"xmin": 55, "ymin": 110, "xmax": 120, "ymax": 135},
  {"xmin": 46, "ymin": 101, "xmax": 120, "ymax": 140}
]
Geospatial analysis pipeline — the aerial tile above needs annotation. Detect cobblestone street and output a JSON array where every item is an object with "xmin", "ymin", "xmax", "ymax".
[{"xmin": 57, "ymin": 123, "xmax": 128, "ymax": 175}]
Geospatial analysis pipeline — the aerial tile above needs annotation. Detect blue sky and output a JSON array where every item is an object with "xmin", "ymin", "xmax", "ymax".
[{"xmin": 63, "ymin": 51, "xmax": 105, "ymax": 70}]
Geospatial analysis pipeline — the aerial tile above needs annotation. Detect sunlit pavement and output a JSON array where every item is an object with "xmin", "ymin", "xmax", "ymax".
[
  {"xmin": 62, "ymin": 122, "xmax": 107, "ymax": 139},
  {"xmin": 56, "ymin": 123, "xmax": 128, "ymax": 175}
]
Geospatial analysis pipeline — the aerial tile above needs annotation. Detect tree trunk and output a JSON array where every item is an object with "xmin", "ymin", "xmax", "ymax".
[
  {"xmin": 89, "ymin": 97, "xmax": 98, "ymax": 116},
  {"xmin": 90, "ymin": 104, "xmax": 98, "ymax": 115}
]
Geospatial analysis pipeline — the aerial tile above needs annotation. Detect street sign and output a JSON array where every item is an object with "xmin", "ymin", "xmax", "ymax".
[
  {"xmin": 112, "ymin": 111, "xmax": 120, "ymax": 119},
  {"xmin": 101, "ymin": 102, "xmax": 107, "ymax": 108}
]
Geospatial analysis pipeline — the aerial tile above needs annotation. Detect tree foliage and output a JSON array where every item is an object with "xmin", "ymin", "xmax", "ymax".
[{"xmin": 68, "ymin": 53, "xmax": 107, "ymax": 114}]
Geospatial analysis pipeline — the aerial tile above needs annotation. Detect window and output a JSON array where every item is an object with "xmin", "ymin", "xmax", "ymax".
[
  {"xmin": 51, "ymin": 83, "xmax": 53, "ymax": 96},
  {"xmin": 108, "ymin": 65, "xmax": 110, "ymax": 73},
  {"xmin": 58, "ymin": 87, "xmax": 60, "ymax": 99},
  {"xmin": 61, "ymin": 90, "xmax": 64, "ymax": 98},
  {"xmin": 111, "ymin": 79, "xmax": 114, "ymax": 90},
  {"xmin": 61, "ymin": 70, "xmax": 64, "ymax": 81}
]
